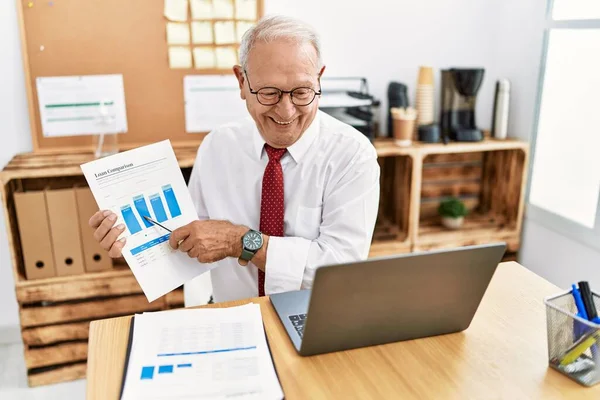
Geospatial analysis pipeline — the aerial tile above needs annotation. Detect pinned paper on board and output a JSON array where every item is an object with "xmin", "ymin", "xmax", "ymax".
[
  {"xmin": 236, "ymin": 21, "xmax": 254, "ymax": 42},
  {"xmin": 169, "ymin": 47, "xmax": 193, "ymax": 69},
  {"xmin": 235, "ymin": 0, "xmax": 257, "ymax": 20},
  {"xmin": 213, "ymin": 0, "xmax": 234, "ymax": 18},
  {"xmin": 164, "ymin": 0, "xmax": 189, "ymax": 22},
  {"xmin": 214, "ymin": 21, "xmax": 236, "ymax": 44},
  {"xmin": 184, "ymin": 75, "xmax": 248, "ymax": 133},
  {"xmin": 215, "ymin": 47, "xmax": 238, "ymax": 69},
  {"xmin": 193, "ymin": 48, "xmax": 216, "ymax": 69},
  {"xmin": 190, "ymin": 0, "xmax": 213, "ymax": 19},
  {"xmin": 167, "ymin": 22, "xmax": 191, "ymax": 45},
  {"xmin": 191, "ymin": 21, "xmax": 213, "ymax": 44},
  {"xmin": 36, "ymin": 75, "xmax": 128, "ymax": 137},
  {"xmin": 162, "ymin": 0, "xmax": 258, "ymax": 70}
]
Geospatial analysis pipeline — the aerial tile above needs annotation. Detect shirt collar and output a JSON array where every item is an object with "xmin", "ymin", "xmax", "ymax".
[{"xmin": 252, "ymin": 111, "xmax": 321, "ymax": 163}]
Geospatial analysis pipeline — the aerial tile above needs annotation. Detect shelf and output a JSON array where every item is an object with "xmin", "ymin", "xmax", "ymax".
[
  {"xmin": 417, "ymin": 212, "xmax": 519, "ymax": 252},
  {"xmin": 0, "ymin": 145, "xmax": 199, "ymax": 182},
  {"xmin": 373, "ymin": 138, "xmax": 528, "ymax": 158}
]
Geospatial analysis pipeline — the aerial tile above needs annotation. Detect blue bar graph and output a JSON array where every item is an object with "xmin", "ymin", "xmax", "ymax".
[
  {"xmin": 158, "ymin": 365, "xmax": 174, "ymax": 374},
  {"xmin": 133, "ymin": 195, "xmax": 153, "ymax": 228},
  {"xmin": 162, "ymin": 185, "xmax": 181, "ymax": 218},
  {"xmin": 149, "ymin": 193, "xmax": 168, "ymax": 223},
  {"xmin": 177, "ymin": 363, "xmax": 192, "ymax": 368},
  {"xmin": 121, "ymin": 205, "xmax": 142, "ymax": 234},
  {"xmin": 141, "ymin": 366, "xmax": 154, "ymax": 380}
]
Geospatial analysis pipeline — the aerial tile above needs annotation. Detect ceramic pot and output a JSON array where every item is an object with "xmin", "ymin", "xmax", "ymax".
[{"xmin": 441, "ymin": 216, "xmax": 464, "ymax": 230}]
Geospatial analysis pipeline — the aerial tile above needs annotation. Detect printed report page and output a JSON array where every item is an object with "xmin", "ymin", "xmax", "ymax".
[
  {"xmin": 81, "ymin": 139, "xmax": 212, "ymax": 301},
  {"xmin": 120, "ymin": 304, "xmax": 284, "ymax": 400}
]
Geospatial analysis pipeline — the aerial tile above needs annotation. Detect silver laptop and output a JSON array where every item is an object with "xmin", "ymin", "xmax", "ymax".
[{"xmin": 270, "ymin": 243, "xmax": 506, "ymax": 356}]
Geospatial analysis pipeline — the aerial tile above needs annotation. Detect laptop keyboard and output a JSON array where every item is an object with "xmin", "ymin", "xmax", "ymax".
[{"xmin": 288, "ymin": 314, "xmax": 307, "ymax": 338}]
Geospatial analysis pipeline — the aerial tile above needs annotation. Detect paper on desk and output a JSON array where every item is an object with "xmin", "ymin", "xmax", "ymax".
[
  {"xmin": 80, "ymin": 140, "xmax": 212, "ymax": 302},
  {"xmin": 169, "ymin": 47, "xmax": 192, "ymax": 69},
  {"xmin": 120, "ymin": 303, "xmax": 284, "ymax": 400},
  {"xmin": 184, "ymin": 75, "xmax": 248, "ymax": 133},
  {"xmin": 36, "ymin": 74, "xmax": 128, "ymax": 137},
  {"xmin": 166, "ymin": 22, "xmax": 190, "ymax": 45},
  {"xmin": 164, "ymin": 0, "xmax": 188, "ymax": 21}
]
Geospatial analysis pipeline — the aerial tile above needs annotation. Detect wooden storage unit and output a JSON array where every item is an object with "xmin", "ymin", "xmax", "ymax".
[
  {"xmin": 0, "ymin": 138, "xmax": 528, "ymax": 386},
  {"xmin": 369, "ymin": 138, "xmax": 529, "ymax": 259},
  {"xmin": 0, "ymin": 149, "xmax": 193, "ymax": 387}
]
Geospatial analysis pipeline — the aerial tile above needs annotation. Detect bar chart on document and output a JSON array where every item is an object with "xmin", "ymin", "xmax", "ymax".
[
  {"xmin": 119, "ymin": 184, "xmax": 182, "ymax": 265},
  {"xmin": 81, "ymin": 140, "xmax": 210, "ymax": 302},
  {"xmin": 120, "ymin": 304, "xmax": 284, "ymax": 400}
]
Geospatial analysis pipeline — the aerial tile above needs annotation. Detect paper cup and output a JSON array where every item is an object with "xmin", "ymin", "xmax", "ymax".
[{"xmin": 393, "ymin": 116, "xmax": 416, "ymax": 146}]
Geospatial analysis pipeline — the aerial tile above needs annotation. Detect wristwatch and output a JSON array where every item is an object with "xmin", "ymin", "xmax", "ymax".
[{"xmin": 238, "ymin": 229, "xmax": 263, "ymax": 265}]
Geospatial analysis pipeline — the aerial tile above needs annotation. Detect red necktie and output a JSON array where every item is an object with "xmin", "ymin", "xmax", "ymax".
[{"xmin": 258, "ymin": 144, "xmax": 287, "ymax": 296}]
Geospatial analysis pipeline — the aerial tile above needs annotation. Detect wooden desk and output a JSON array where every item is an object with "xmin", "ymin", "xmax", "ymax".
[{"xmin": 86, "ymin": 262, "xmax": 600, "ymax": 399}]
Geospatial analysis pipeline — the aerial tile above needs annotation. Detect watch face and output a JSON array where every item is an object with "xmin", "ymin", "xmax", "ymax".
[{"xmin": 243, "ymin": 231, "xmax": 262, "ymax": 251}]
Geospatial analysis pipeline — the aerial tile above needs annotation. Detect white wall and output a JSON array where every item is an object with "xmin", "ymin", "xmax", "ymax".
[
  {"xmin": 0, "ymin": 0, "xmax": 33, "ymax": 337},
  {"xmin": 521, "ymin": 222, "xmax": 600, "ymax": 290}
]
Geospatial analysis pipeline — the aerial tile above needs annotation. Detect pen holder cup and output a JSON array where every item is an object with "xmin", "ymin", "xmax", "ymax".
[{"xmin": 545, "ymin": 290, "xmax": 600, "ymax": 386}]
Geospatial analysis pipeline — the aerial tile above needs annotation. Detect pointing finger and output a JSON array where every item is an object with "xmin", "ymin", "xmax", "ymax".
[{"xmin": 169, "ymin": 225, "xmax": 190, "ymax": 249}]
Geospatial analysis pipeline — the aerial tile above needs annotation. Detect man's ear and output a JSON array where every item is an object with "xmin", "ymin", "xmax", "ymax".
[
  {"xmin": 233, "ymin": 65, "xmax": 246, "ymax": 100},
  {"xmin": 318, "ymin": 65, "xmax": 326, "ymax": 78}
]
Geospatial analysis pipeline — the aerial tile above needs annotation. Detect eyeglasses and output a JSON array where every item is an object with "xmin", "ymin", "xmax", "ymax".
[{"xmin": 244, "ymin": 70, "xmax": 322, "ymax": 106}]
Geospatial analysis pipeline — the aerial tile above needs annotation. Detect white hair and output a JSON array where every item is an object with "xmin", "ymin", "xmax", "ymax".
[{"xmin": 238, "ymin": 15, "xmax": 323, "ymax": 70}]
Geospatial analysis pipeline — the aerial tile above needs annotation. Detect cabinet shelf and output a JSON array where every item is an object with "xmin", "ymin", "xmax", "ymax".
[{"xmin": 0, "ymin": 135, "xmax": 529, "ymax": 386}]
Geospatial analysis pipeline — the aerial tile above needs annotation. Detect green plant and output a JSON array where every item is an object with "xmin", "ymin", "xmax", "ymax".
[{"xmin": 438, "ymin": 197, "xmax": 469, "ymax": 218}]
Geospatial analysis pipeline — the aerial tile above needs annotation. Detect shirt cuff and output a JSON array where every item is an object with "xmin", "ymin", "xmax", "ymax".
[{"xmin": 264, "ymin": 236, "xmax": 311, "ymax": 295}]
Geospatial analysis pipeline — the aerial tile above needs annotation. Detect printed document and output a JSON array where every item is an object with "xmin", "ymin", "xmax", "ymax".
[
  {"xmin": 36, "ymin": 74, "xmax": 128, "ymax": 137},
  {"xmin": 120, "ymin": 304, "xmax": 284, "ymax": 400},
  {"xmin": 184, "ymin": 75, "xmax": 248, "ymax": 133},
  {"xmin": 80, "ymin": 140, "xmax": 210, "ymax": 302}
]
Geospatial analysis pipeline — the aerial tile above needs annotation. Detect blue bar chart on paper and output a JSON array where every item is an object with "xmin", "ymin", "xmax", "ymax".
[
  {"xmin": 80, "ymin": 140, "xmax": 209, "ymax": 303},
  {"xmin": 162, "ymin": 184, "xmax": 181, "ymax": 218},
  {"xmin": 134, "ymin": 194, "xmax": 153, "ymax": 228},
  {"xmin": 140, "ymin": 363, "xmax": 192, "ymax": 380},
  {"xmin": 121, "ymin": 205, "xmax": 142, "ymax": 234},
  {"xmin": 149, "ymin": 193, "xmax": 168, "ymax": 222}
]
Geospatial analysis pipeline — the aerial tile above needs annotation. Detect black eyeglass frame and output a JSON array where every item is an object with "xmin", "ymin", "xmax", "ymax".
[{"xmin": 243, "ymin": 69, "xmax": 322, "ymax": 106}]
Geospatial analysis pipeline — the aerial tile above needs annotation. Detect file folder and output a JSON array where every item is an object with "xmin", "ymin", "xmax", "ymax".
[
  {"xmin": 13, "ymin": 191, "xmax": 57, "ymax": 280},
  {"xmin": 45, "ymin": 188, "xmax": 85, "ymax": 276},
  {"xmin": 75, "ymin": 187, "xmax": 113, "ymax": 272}
]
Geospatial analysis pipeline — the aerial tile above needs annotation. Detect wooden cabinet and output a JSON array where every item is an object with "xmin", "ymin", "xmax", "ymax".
[{"xmin": 0, "ymin": 138, "xmax": 528, "ymax": 386}]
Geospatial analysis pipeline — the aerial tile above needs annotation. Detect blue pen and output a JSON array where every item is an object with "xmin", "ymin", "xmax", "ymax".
[
  {"xmin": 572, "ymin": 284, "xmax": 589, "ymax": 321},
  {"xmin": 571, "ymin": 284, "xmax": 598, "ymax": 360}
]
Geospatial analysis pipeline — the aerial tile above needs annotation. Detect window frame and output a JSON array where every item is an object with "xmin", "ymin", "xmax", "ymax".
[{"xmin": 526, "ymin": 0, "xmax": 600, "ymax": 252}]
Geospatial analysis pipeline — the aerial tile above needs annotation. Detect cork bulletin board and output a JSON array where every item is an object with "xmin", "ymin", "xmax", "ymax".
[{"xmin": 16, "ymin": 0, "xmax": 263, "ymax": 152}]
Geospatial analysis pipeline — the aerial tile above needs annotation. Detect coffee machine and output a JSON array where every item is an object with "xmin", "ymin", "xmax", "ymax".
[{"xmin": 440, "ymin": 68, "xmax": 485, "ymax": 142}]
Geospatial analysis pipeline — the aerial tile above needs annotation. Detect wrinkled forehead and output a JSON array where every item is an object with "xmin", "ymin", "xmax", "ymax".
[{"xmin": 246, "ymin": 39, "xmax": 320, "ymax": 84}]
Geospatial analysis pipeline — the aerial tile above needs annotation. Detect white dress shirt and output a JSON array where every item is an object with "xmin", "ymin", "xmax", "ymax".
[{"xmin": 184, "ymin": 110, "xmax": 380, "ymax": 304}]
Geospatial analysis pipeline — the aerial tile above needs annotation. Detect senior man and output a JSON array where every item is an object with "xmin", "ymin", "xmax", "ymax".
[{"xmin": 89, "ymin": 15, "xmax": 380, "ymax": 303}]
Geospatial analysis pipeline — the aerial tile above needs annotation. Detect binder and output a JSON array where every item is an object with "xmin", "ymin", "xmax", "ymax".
[
  {"xmin": 74, "ymin": 187, "xmax": 113, "ymax": 272},
  {"xmin": 45, "ymin": 189, "xmax": 86, "ymax": 276},
  {"xmin": 13, "ymin": 191, "xmax": 57, "ymax": 280}
]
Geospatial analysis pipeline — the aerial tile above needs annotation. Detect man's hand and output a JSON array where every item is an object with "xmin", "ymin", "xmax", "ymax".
[
  {"xmin": 88, "ymin": 210, "xmax": 127, "ymax": 258},
  {"xmin": 169, "ymin": 220, "xmax": 246, "ymax": 263}
]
